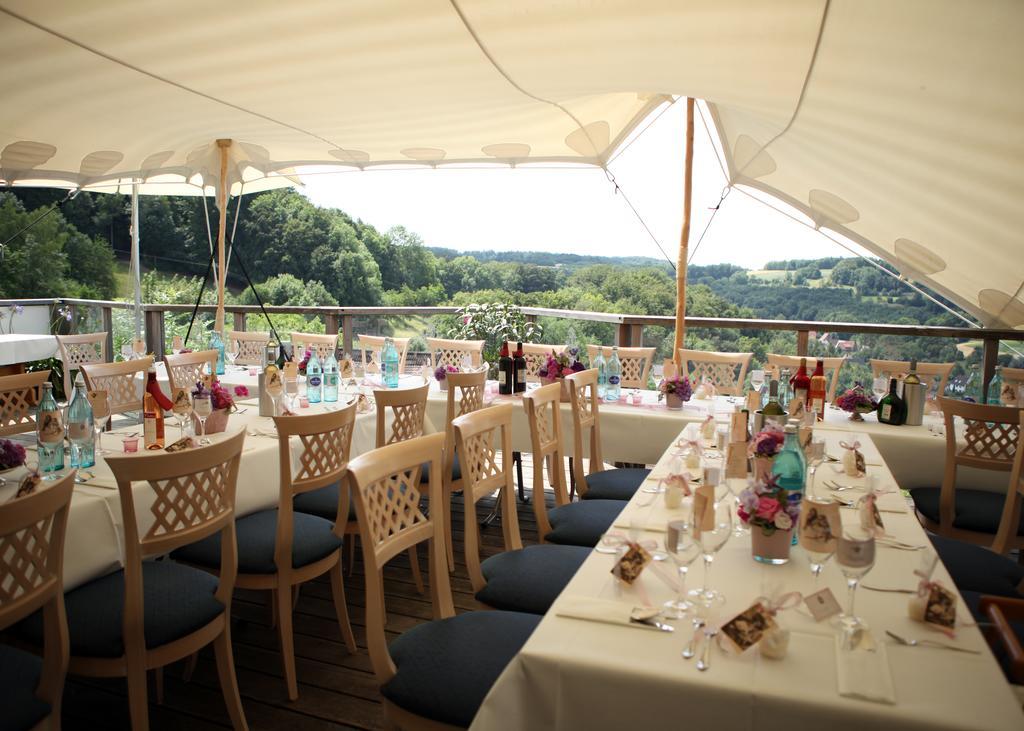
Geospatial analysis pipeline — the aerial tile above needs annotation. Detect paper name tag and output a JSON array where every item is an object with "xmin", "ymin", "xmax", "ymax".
[
  {"xmin": 171, "ymin": 387, "xmax": 191, "ymax": 414},
  {"xmin": 725, "ymin": 442, "xmax": 748, "ymax": 479},
  {"xmin": 798, "ymin": 499, "xmax": 841, "ymax": 554},
  {"xmin": 132, "ymin": 338, "xmax": 146, "ymax": 354},
  {"xmin": 340, "ymin": 358, "xmax": 354, "ymax": 379},
  {"xmin": 804, "ymin": 588, "xmax": 842, "ymax": 622},
  {"xmin": 720, "ymin": 602, "xmax": 777, "ymax": 652},
  {"xmin": 662, "ymin": 359, "xmax": 678, "ymax": 379},
  {"xmin": 730, "ymin": 410, "xmax": 748, "ymax": 439},
  {"xmin": 283, "ymin": 362, "xmax": 298, "ymax": 380},
  {"xmin": 37, "ymin": 411, "xmax": 63, "ymax": 443},
  {"xmin": 164, "ymin": 437, "xmax": 195, "ymax": 453},
  {"xmin": 745, "ymin": 391, "xmax": 762, "ymax": 412},
  {"xmin": 691, "ymin": 484, "xmax": 715, "ymax": 537},
  {"xmin": 172, "ymin": 335, "xmax": 184, "ymax": 351},
  {"xmin": 87, "ymin": 389, "xmax": 109, "ymax": 419},
  {"xmin": 859, "ymin": 494, "xmax": 885, "ymax": 536},
  {"xmin": 924, "ymin": 584, "xmax": 957, "ymax": 630},
  {"xmin": 611, "ymin": 542, "xmax": 651, "ymax": 585}
]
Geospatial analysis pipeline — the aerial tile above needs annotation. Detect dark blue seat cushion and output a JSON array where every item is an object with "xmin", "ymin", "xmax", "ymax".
[
  {"xmin": 172, "ymin": 509, "xmax": 341, "ymax": 575},
  {"xmin": 382, "ymin": 610, "xmax": 540, "ymax": 727},
  {"xmin": 292, "ymin": 481, "xmax": 356, "ymax": 524},
  {"xmin": 477, "ymin": 545, "xmax": 589, "ymax": 614},
  {"xmin": 546, "ymin": 500, "xmax": 623, "ymax": 547},
  {"xmin": 911, "ymin": 487, "xmax": 1024, "ymax": 536},
  {"xmin": 421, "ymin": 453, "xmax": 460, "ymax": 483},
  {"xmin": 928, "ymin": 534, "xmax": 1024, "ymax": 598},
  {"xmin": 14, "ymin": 562, "xmax": 223, "ymax": 659},
  {"xmin": 582, "ymin": 468, "xmax": 650, "ymax": 501},
  {"xmin": 0, "ymin": 644, "xmax": 50, "ymax": 730}
]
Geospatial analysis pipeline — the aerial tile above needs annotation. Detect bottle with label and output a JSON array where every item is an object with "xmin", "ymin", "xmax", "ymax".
[
  {"xmin": 143, "ymin": 392, "xmax": 165, "ymax": 449},
  {"xmin": 790, "ymin": 358, "xmax": 811, "ymax": 412},
  {"xmin": 383, "ymin": 338, "xmax": 400, "ymax": 388},
  {"xmin": 146, "ymin": 365, "xmax": 174, "ymax": 411},
  {"xmin": 778, "ymin": 368, "xmax": 791, "ymax": 409},
  {"xmin": 36, "ymin": 382, "xmax": 65, "ymax": 477},
  {"xmin": 323, "ymin": 349, "xmax": 339, "ymax": 402},
  {"xmin": 761, "ymin": 379, "xmax": 787, "ymax": 425},
  {"xmin": 759, "ymin": 373, "xmax": 772, "ymax": 408},
  {"xmin": 606, "ymin": 347, "xmax": 622, "ymax": 402},
  {"xmin": 987, "ymin": 366, "xmax": 1005, "ymax": 405},
  {"xmin": 513, "ymin": 342, "xmax": 527, "ymax": 393},
  {"xmin": 264, "ymin": 340, "xmax": 278, "ymax": 369},
  {"xmin": 877, "ymin": 377, "xmax": 906, "ymax": 425},
  {"xmin": 593, "ymin": 347, "xmax": 607, "ymax": 398},
  {"xmin": 808, "ymin": 359, "xmax": 827, "ymax": 420},
  {"xmin": 771, "ymin": 420, "xmax": 807, "ymax": 544},
  {"xmin": 306, "ymin": 349, "xmax": 323, "ymax": 403},
  {"xmin": 498, "ymin": 341, "xmax": 513, "ymax": 395},
  {"xmin": 904, "ymin": 360, "xmax": 921, "ymax": 386},
  {"xmin": 276, "ymin": 342, "xmax": 288, "ymax": 370},
  {"xmin": 67, "ymin": 372, "xmax": 95, "ymax": 468},
  {"xmin": 210, "ymin": 329, "xmax": 226, "ymax": 375}
]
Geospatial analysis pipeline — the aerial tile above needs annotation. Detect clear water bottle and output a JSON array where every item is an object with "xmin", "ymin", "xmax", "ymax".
[
  {"xmin": 593, "ymin": 347, "xmax": 607, "ymax": 399},
  {"xmin": 323, "ymin": 349, "xmax": 339, "ymax": 402},
  {"xmin": 384, "ymin": 338, "xmax": 400, "ymax": 388},
  {"xmin": 778, "ymin": 368, "xmax": 791, "ymax": 410},
  {"xmin": 606, "ymin": 347, "xmax": 622, "ymax": 402},
  {"xmin": 987, "ymin": 366, "xmax": 1004, "ymax": 405},
  {"xmin": 66, "ymin": 372, "xmax": 95, "ymax": 468},
  {"xmin": 210, "ymin": 329, "xmax": 226, "ymax": 375},
  {"xmin": 36, "ymin": 382, "xmax": 65, "ymax": 477},
  {"xmin": 771, "ymin": 420, "xmax": 807, "ymax": 544},
  {"xmin": 306, "ymin": 350, "xmax": 323, "ymax": 403}
]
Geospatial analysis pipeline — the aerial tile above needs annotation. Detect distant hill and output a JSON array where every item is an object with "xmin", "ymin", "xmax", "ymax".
[{"xmin": 427, "ymin": 247, "xmax": 671, "ymax": 270}]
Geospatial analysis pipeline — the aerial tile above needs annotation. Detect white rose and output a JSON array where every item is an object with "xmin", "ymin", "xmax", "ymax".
[{"xmin": 774, "ymin": 512, "xmax": 793, "ymax": 531}]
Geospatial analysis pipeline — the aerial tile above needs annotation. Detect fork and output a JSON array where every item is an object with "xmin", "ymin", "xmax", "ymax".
[
  {"xmin": 885, "ymin": 630, "xmax": 981, "ymax": 654},
  {"xmin": 682, "ymin": 618, "xmax": 705, "ymax": 659},
  {"xmin": 696, "ymin": 628, "xmax": 719, "ymax": 671},
  {"xmin": 825, "ymin": 480, "xmax": 858, "ymax": 492}
]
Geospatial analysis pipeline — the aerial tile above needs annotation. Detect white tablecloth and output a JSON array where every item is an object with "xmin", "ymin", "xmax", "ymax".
[
  {"xmin": 469, "ymin": 431, "xmax": 1024, "ymax": 731},
  {"xmin": 0, "ymin": 333, "xmax": 57, "ymax": 366}
]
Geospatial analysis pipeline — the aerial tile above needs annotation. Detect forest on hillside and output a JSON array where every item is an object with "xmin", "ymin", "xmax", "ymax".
[{"xmin": 0, "ymin": 187, "xmax": 1010, "ymax": 394}]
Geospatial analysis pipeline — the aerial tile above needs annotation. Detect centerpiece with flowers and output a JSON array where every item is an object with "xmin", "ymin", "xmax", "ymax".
[
  {"xmin": 296, "ymin": 349, "xmax": 313, "ymax": 376},
  {"xmin": 749, "ymin": 425, "xmax": 785, "ymax": 481},
  {"xmin": 835, "ymin": 383, "xmax": 877, "ymax": 421},
  {"xmin": 0, "ymin": 438, "xmax": 27, "ymax": 473},
  {"xmin": 737, "ymin": 474, "xmax": 802, "ymax": 564},
  {"xmin": 538, "ymin": 348, "xmax": 585, "ymax": 398},
  {"xmin": 191, "ymin": 380, "xmax": 246, "ymax": 434},
  {"xmin": 658, "ymin": 375, "xmax": 693, "ymax": 410},
  {"xmin": 434, "ymin": 364, "xmax": 458, "ymax": 390}
]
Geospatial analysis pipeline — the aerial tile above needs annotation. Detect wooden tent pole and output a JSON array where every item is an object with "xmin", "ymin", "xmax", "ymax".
[
  {"xmin": 214, "ymin": 138, "xmax": 231, "ymax": 334},
  {"xmin": 673, "ymin": 98, "xmax": 695, "ymax": 366}
]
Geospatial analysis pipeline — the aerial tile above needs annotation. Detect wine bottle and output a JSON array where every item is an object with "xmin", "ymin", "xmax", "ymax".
[
  {"xmin": 146, "ymin": 366, "xmax": 175, "ymax": 411},
  {"xmin": 498, "ymin": 341, "xmax": 513, "ymax": 395},
  {"xmin": 36, "ymin": 382, "xmax": 65, "ymax": 476},
  {"xmin": 877, "ymin": 377, "xmax": 906, "ymax": 425},
  {"xmin": 790, "ymin": 358, "xmax": 811, "ymax": 411},
  {"xmin": 904, "ymin": 360, "xmax": 921, "ymax": 386},
  {"xmin": 143, "ymin": 392, "xmax": 165, "ymax": 449},
  {"xmin": 771, "ymin": 420, "xmax": 807, "ymax": 545},
  {"xmin": 778, "ymin": 367, "xmax": 791, "ymax": 409},
  {"xmin": 808, "ymin": 359, "xmax": 827, "ymax": 421},
  {"xmin": 513, "ymin": 341, "xmax": 526, "ymax": 393},
  {"xmin": 761, "ymin": 379, "xmax": 787, "ymax": 423}
]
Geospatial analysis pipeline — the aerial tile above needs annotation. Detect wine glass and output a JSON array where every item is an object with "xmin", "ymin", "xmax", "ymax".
[
  {"xmin": 285, "ymin": 378, "xmax": 299, "ymax": 411},
  {"xmin": 663, "ymin": 523, "xmax": 701, "ymax": 619},
  {"xmin": 225, "ymin": 338, "xmax": 239, "ymax": 370},
  {"xmin": 120, "ymin": 341, "xmax": 134, "ymax": 361},
  {"xmin": 193, "ymin": 393, "xmax": 212, "ymax": 445},
  {"xmin": 835, "ymin": 527, "xmax": 876, "ymax": 634},
  {"xmin": 690, "ymin": 499, "xmax": 732, "ymax": 605},
  {"xmin": 871, "ymin": 377, "xmax": 888, "ymax": 405},
  {"xmin": 171, "ymin": 387, "xmax": 193, "ymax": 441},
  {"xmin": 749, "ymin": 369, "xmax": 765, "ymax": 394},
  {"xmin": 726, "ymin": 478, "xmax": 750, "ymax": 538},
  {"xmin": 805, "ymin": 437, "xmax": 826, "ymax": 498},
  {"xmin": 799, "ymin": 497, "xmax": 838, "ymax": 586}
]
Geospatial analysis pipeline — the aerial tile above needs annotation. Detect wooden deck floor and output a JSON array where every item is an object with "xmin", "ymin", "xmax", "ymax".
[{"xmin": 61, "ymin": 462, "xmax": 557, "ymax": 730}]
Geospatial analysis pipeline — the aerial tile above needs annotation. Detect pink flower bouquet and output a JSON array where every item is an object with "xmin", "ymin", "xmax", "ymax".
[{"xmin": 737, "ymin": 475, "xmax": 801, "ymax": 535}]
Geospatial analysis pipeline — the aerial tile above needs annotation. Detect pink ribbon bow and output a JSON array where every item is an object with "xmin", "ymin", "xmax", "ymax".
[
  {"xmin": 754, "ymin": 591, "xmax": 804, "ymax": 616},
  {"xmin": 839, "ymin": 439, "xmax": 861, "ymax": 452}
]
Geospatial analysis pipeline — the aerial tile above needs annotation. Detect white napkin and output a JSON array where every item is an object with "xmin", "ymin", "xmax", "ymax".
[
  {"xmin": 555, "ymin": 598, "xmax": 660, "ymax": 631},
  {"xmin": 835, "ymin": 636, "xmax": 896, "ymax": 705}
]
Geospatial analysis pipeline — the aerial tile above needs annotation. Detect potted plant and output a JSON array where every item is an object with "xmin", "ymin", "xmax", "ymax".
[
  {"xmin": 658, "ymin": 375, "xmax": 693, "ymax": 409},
  {"xmin": 836, "ymin": 383, "xmax": 877, "ymax": 421},
  {"xmin": 434, "ymin": 364, "xmax": 458, "ymax": 390},
  {"xmin": 538, "ymin": 349, "xmax": 585, "ymax": 399},
  {"xmin": 737, "ymin": 475, "xmax": 801, "ymax": 564},
  {"xmin": 192, "ymin": 380, "xmax": 246, "ymax": 434},
  {"xmin": 748, "ymin": 425, "xmax": 784, "ymax": 481}
]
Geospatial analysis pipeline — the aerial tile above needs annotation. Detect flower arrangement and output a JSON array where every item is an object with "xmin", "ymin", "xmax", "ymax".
[
  {"xmin": 233, "ymin": 385, "xmax": 249, "ymax": 398},
  {"xmin": 434, "ymin": 364, "xmax": 458, "ymax": 381},
  {"xmin": 0, "ymin": 438, "xmax": 27, "ymax": 470},
  {"xmin": 836, "ymin": 383, "xmax": 877, "ymax": 420},
  {"xmin": 737, "ymin": 475, "xmax": 801, "ymax": 535},
  {"xmin": 749, "ymin": 425, "xmax": 785, "ymax": 458},
  {"xmin": 538, "ymin": 349, "xmax": 585, "ymax": 381},
  {"xmin": 658, "ymin": 375, "xmax": 693, "ymax": 401},
  {"xmin": 297, "ymin": 349, "xmax": 313, "ymax": 375},
  {"xmin": 192, "ymin": 380, "xmax": 237, "ymax": 412}
]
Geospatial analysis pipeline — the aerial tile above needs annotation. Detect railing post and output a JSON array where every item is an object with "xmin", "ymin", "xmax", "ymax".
[
  {"xmin": 796, "ymin": 330, "xmax": 809, "ymax": 357},
  {"xmin": 982, "ymin": 337, "xmax": 999, "ymax": 402},
  {"xmin": 101, "ymin": 306, "xmax": 114, "ymax": 362},
  {"xmin": 144, "ymin": 309, "xmax": 166, "ymax": 361},
  {"xmin": 232, "ymin": 311, "xmax": 246, "ymax": 333},
  {"xmin": 342, "ymin": 314, "xmax": 354, "ymax": 355},
  {"xmin": 630, "ymin": 324, "xmax": 643, "ymax": 348},
  {"xmin": 325, "ymin": 312, "xmax": 339, "ymax": 351},
  {"xmin": 616, "ymin": 323, "xmax": 631, "ymax": 347}
]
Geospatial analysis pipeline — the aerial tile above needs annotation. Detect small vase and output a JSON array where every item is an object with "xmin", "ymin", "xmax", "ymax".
[
  {"xmin": 194, "ymin": 408, "xmax": 230, "ymax": 435},
  {"xmin": 848, "ymin": 411, "xmax": 864, "ymax": 421},
  {"xmin": 665, "ymin": 393, "xmax": 684, "ymax": 410},
  {"xmin": 542, "ymin": 377, "xmax": 571, "ymax": 401},
  {"xmin": 751, "ymin": 527, "xmax": 793, "ymax": 564},
  {"xmin": 439, "ymin": 379, "xmax": 448, "ymax": 391},
  {"xmin": 753, "ymin": 456, "xmax": 774, "ymax": 482}
]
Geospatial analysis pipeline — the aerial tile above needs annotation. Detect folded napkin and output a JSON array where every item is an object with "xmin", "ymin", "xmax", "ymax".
[
  {"xmin": 612, "ymin": 521, "xmax": 668, "ymax": 533},
  {"xmin": 835, "ymin": 635, "xmax": 896, "ymax": 705},
  {"xmin": 555, "ymin": 597, "xmax": 661, "ymax": 631}
]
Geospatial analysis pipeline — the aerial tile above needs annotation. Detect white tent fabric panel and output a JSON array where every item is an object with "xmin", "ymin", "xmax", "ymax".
[{"xmin": 0, "ymin": 0, "xmax": 1021, "ymax": 326}]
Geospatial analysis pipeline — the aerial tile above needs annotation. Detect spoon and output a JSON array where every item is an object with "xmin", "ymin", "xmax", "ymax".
[
  {"xmin": 682, "ymin": 618, "xmax": 705, "ymax": 659},
  {"xmin": 629, "ymin": 607, "xmax": 675, "ymax": 632},
  {"xmin": 696, "ymin": 628, "xmax": 718, "ymax": 671},
  {"xmin": 885, "ymin": 630, "xmax": 980, "ymax": 654}
]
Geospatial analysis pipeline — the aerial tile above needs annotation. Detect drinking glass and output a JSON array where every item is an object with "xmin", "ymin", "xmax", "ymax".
[
  {"xmin": 193, "ymin": 394, "xmax": 212, "ymax": 445},
  {"xmin": 663, "ymin": 524, "xmax": 701, "ymax": 619},
  {"xmin": 690, "ymin": 499, "xmax": 732, "ymax": 605},
  {"xmin": 726, "ymin": 479, "xmax": 750, "ymax": 538},
  {"xmin": 285, "ymin": 378, "xmax": 299, "ymax": 411},
  {"xmin": 806, "ymin": 438, "xmax": 826, "ymax": 498},
  {"xmin": 799, "ymin": 497, "xmax": 837, "ymax": 586},
  {"xmin": 836, "ymin": 528, "xmax": 876, "ymax": 633},
  {"xmin": 171, "ymin": 387, "xmax": 193, "ymax": 441},
  {"xmin": 92, "ymin": 413, "xmax": 110, "ymax": 456},
  {"xmin": 871, "ymin": 377, "xmax": 888, "ymax": 404},
  {"xmin": 225, "ymin": 339, "xmax": 239, "ymax": 370},
  {"xmin": 749, "ymin": 369, "xmax": 765, "ymax": 393}
]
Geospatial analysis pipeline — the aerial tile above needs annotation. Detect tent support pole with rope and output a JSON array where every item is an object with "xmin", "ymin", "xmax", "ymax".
[
  {"xmin": 130, "ymin": 181, "xmax": 142, "ymax": 340},
  {"xmin": 672, "ymin": 98, "xmax": 695, "ymax": 366},
  {"xmin": 215, "ymin": 138, "xmax": 231, "ymax": 334}
]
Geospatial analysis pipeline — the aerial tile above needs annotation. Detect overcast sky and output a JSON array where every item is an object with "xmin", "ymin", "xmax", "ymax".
[{"xmin": 299, "ymin": 102, "xmax": 867, "ymax": 269}]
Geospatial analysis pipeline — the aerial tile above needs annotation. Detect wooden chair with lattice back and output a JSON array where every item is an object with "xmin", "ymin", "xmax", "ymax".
[
  {"xmin": 564, "ymin": 368, "xmax": 650, "ymax": 501},
  {"xmin": 346, "ymin": 431, "xmax": 541, "ymax": 730},
  {"xmin": 586, "ymin": 345, "xmax": 655, "ymax": 389},
  {"xmin": 172, "ymin": 414, "xmax": 357, "ymax": 702},
  {"xmin": 678, "ymin": 349, "xmax": 752, "ymax": 396},
  {"xmin": 870, "ymin": 359, "xmax": 954, "ymax": 398},
  {"xmin": 425, "ymin": 337, "xmax": 485, "ymax": 371},
  {"xmin": 80, "ymin": 356, "xmax": 153, "ymax": 415},
  {"xmin": 455, "ymin": 403, "xmax": 589, "ymax": 615},
  {"xmin": 290, "ymin": 332, "xmax": 337, "ymax": 362},
  {"xmin": 164, "ymin": 349, "xmax": 218, "ymax": 393},
  {"xmin": 16, "ymin": 433, "xmax": 250, "ymax": 731},
  {"xmin": 521, "ymin": 343, "xmax": 563, "ymax": 383},
  {"xmin": 0, "ymin": 471, "xmax": 73, "ymax": 731},
  {"xmin": 908, "ymin": 397, "xmax": 1023, "ymax": 556},
  {"xmin": 0, "ymin": 370, "xmax": 50, "ymax": 437},
  {"xmin": 523, "ymin": 380, "xmax": 623, "ymax": 547},
  {"xmin": 228, "ymin": 331, "xmax": 270, "ymax": 366},
  {"xmin": 357, "ymin": 334, "xmax": 410, "ymax": 373},
  {"xmin": 57, "ymin": 332, "xmax": 107, "ymax": 399},
  {"xmin": 765, "ymin": 354, "xmax": 846, "ymax": 403}
]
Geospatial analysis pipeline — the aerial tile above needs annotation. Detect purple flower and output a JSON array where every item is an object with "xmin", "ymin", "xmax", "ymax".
[
  {"xmin": 0, "ymin": 439, "xmax": 27, "ymax": 470},
  {"xmin": 658, "ymin": 375, "xmax": 692, "ymax": 401},
  {"xmin": 434, "ymin": 364, "xmax": 458, "ymax": 381}
]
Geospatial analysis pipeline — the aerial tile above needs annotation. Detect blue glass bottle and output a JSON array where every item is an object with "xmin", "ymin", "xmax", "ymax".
[
  {"xmin": 771, "ymin": 419, "xmax": 807, "ymax": 543},
  {"xmin": 323, "ymin": 349, "xmax": 339, "ymax": 402},
  {"xmin": 606, "ymin": 346, "xmax": 622, "ymax": 402},
  {"xmin": 211, "ymin": 329, "xmax": 226, "ymax": 375},
  {"xmin": 593, "ymin": 347, "xmax": 607, "ymax": 399},
  {"xmin": 384, "ymin": 338, "xmax": 400, "ymax": 388},
  {"xmin": 36, "ymin": 382, "xmax": 65, "ymax": 478},
  {"xmin": 307, "ymin": 350, "xmax": 323, "ymax": 403},
  {"xmin": 66, "ymin": 372, "xmax": 95, "ymax": 468}
]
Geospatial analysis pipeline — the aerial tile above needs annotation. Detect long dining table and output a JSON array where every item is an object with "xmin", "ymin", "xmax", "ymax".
[{"xmin": 469, "ymin": 429, "xmax": 1024, "ymax": 731}]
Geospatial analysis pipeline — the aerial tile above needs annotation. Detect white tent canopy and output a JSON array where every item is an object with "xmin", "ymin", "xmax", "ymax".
[{"xmin": 1, "ymin": 0, "xmax": 1021, "ymax": 327}]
